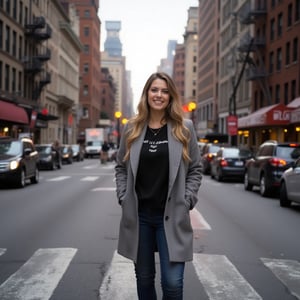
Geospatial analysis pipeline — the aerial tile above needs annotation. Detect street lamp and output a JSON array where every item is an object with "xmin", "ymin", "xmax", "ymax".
[
  {"xmin": 187, "ymin": 101, "xmax": 197, "ymax": 130},
  {"xmin": 114, "ymin": 111, "xmax": 122, "ymax": 148}
]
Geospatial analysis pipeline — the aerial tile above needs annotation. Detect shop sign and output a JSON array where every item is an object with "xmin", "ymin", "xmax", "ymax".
[{"xmin": 227, "ymin": 115, "xmax": 238, "ymax": 136}]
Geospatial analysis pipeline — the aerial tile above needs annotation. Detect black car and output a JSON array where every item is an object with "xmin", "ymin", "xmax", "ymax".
[
  {"xmin": 0, "ymin": 137, "xmax": 39, "ymax": 188},
  {"xmin": 200, "ymin": 143, "xmax": 221, "ymax": 174},
  {"xmin": 61, "ymin": 144, "xmax": 73, "ymax": 164},
  {"xmin": 71, "ymin": 144, "xmax": 84, "ymax": 162},
  {"xmin": 36, "ymin": 144, "xmax": 61, "ymax": 170},
  {"xmin": 210, "ymin": 147, "xmax": 252, "ymax": 182},
  {"xmin": 244, "ymin": 140, "xmax": 300, "ymax": 197}
]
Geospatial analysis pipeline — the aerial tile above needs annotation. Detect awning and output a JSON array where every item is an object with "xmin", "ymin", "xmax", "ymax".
[
  {"xmin": 291, "ymin": 108, "xmax": 300, "ymax": 123},
  {"xmin": 287, "ymin": 97, "xmax": 300, "ymax": 108},
  {"xmin": 238, "ymin": 104, "xmax": 294, "ymax": 128},
  {"xmin": 0, "ymin": 100, "xmax": 29, "ymax": 124}
]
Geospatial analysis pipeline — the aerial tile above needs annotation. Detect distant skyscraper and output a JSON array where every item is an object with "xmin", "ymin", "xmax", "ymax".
[{"xmin": 104, "ymin": 21, "xmax": 122, "ymax": 57}]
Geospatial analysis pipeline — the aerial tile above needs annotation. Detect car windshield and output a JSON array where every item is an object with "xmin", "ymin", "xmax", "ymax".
[
  {"xmin": 36, "ymin": 146, "xmax": 51, "ymax": 154},
  {"xmin": 209, "ymin": 145, "xmax": 220, "ymax": 153},
  {"xmin": 72, "ymin": 145, "xmax": 79, "ymax": 151},
  {"xmin": 0, "ymin": 141, "xmax": 21, "ymax": 155},
  {"xmin": 87, "ymin": 141, "xmax": 101, "ymax": 146},
  {"xmin": 223, "ymin": 148, "xmax": 240, "ymax": 157},
  {"xmin": 276, "ymin": 146, "xmax": 300, "ymax": 159}
]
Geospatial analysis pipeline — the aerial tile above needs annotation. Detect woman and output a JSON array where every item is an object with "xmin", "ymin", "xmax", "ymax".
[{"xmin": 115, "ymin": 72, "xmax": 202, "ymax": 299}]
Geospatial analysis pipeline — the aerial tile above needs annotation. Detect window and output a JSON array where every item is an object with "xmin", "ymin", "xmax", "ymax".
[
  {"xmin": 270, "ymin": 19, "xmax": 275, "ymax": 40},
  {"xmin": 269, "ymin": 51, "xmax": 274, "ymax": 73},
  {"xmin": 5, "ymin": 0, "xmax": 10, "ymax": 14},
  {"xmin": 5, "ymin": 64, "xmax": 9, "ymax": 91},
  {"xmin": 0, "ymin": 20, "xmax": 2, "ymax": 50},
  {"xmin": 83, "ymin": 63, "xmax": 89, "ymax": 73},
  {"xmin": 84, "ymin": 10, "xmax": 90, "ymax": 17},
  {"xmin": 276, "ymin": 48, "xmax": 282, "ymax": 71},
  {"xmin": 83, "ymin": 85, "xmax": 88, "ymax": 96},
  {"xmin": 277, "ymin": 13, "xmax": 282, "ymax": 37},
  {"xmin": 296, "ymin": 0, "xmax": 300, "ymax": 21},
  {"xmin": 285, "ymin": 42, "xmax": 290, "ymax": 65},
  {"xmin": 5, "ymin": 25, "xmax": 10, "ymax": 52},
  {"xmin": 13, "ymin": 0, "xmax": 17, "ymax": 19},
  {"xmin": 84, "ymin": 27, "xmax": 89, "ymax": 36},
  {"xmin": 0, "ymin": 61, "xmax": 2, "ymax": 90},
  {"xmin": 291, "ymin": 80, "xmax": 296, "ymax": 99},
  {"xmin": 12, "ymin": 67, "xmax": 16, "ymax": 92},
  {"xmin": 19, "ymin": 36, "xmax": 22, "ymax": 59},
  {"xmin": 12, "ymin": 30, "xmax": 16, "ymax": 57},
  {"xmin": 284, "ymin": 82, "xmax": 289, "ymax": 104},
  {"xmin": 84, "ymin": 45, "xmax": 89, "ymax": 54},
  {"xmin": 275, "ymin": 84, "xmax": 280, "ymax": 103},
  {"xmin": 293, "ymin": 38, "xmax": 298, "ymax": 62},
  {"xmin": 20, "ymin": 1, "xmax": 23, "ymax": 24},
  {"xmin": 288, "ymin": 3, "xmax": 293, "ymax": 27}
]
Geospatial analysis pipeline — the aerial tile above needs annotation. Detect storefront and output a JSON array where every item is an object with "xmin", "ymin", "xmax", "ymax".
[
  {"xmin": 288, "ymin": 98, "xmax": 300, "ymax": 142},
  {"xmin": 238, "ymin": 103, "xmax": 296, "ymax": 151},
  {"xmin": 0, "ymin": 100, "xmax": 29, "ymax": 137}
]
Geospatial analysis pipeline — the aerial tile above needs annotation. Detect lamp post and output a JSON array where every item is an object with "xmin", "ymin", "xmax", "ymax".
[{"xmin": 114, "ymin": 111, "xmax": 122, "ymax": 148}]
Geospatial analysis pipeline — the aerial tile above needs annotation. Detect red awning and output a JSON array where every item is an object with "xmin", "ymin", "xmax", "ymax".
[
  {"xmin": 0, "ymin": 100, "xmax": 29, "ymax": 124},
  {"xmin": 238, "ymin": 104, "xmax": 294, "ymax": 128}
]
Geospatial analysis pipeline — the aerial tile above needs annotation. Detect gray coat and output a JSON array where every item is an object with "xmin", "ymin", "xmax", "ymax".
[{"xmin": 115, "ymin": 119, "xmax": 202, "ymax": 262}]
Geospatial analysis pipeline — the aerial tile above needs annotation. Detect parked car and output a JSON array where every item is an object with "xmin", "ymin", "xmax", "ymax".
[
  {"xmin": 210, "ymin": 147, "xmax": 252, "ymax": 181},
  {"xmin": 201, "ymin": 143, "xmax": 221, "ymax": 174},
  {"xmin": 61, "ymin": 145, "xmax": 73, "ymax": 164},
  {"xmin": 0, "ymin": 136, "xmax": 39, "ymax": 188},
  {"xmin": 71, "ymin": 144, "xmax": 84, "ymax": 162},
  {"xmin": 279, "ymin": 157, "xmax": 300, "ymax": 207},
  {"xmin": 244, "ymin": 140, "xmax": 300, "ymax": 197},
  {"xmin": 36, "ymin": 144, "xmax": 60, "ymax": 170}
]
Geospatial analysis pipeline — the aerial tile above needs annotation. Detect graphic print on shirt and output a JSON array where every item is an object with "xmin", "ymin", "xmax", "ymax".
[{"xmin": 144, "ymin": 139, "xmax": 168, "ymax": 153}]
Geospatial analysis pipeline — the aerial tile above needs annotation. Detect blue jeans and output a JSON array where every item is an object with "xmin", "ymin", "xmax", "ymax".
[{"xmin": 135, "ymin": 211, "xmax": 185, "ymax": 300}]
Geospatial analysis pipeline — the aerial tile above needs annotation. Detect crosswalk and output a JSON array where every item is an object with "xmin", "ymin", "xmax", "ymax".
[{"xmin": 0, "ymin": 247, "xmax": 299, "ymax": 300}]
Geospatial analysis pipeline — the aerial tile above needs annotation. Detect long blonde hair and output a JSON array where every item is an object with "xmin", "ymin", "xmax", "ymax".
[{"xmin": 123, "ymin": 72, "xmax": 191, "ymax": 161}]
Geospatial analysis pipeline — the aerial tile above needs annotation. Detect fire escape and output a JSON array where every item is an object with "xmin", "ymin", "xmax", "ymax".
[
  {"xmin": 24, "ymin": 16, "xmax": 52, "ymax": 103},
  {"xmin": 237, "ymin": 1, "xmax": 271, "ymax": 106}
]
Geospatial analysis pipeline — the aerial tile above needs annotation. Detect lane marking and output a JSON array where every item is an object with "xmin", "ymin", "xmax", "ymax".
[
  {"xmin": 80, "ymin": 176, "xmax": 99, "ymax": 181},
  {"xmin": 193, "ymin": 254, "xmax": 262, "ymax": 300},
  {"xmin": 47, "ymin": 176, "xmax": 71, "ymax": 181},
  {"xmin": 92, "ymin": 187, "xmax": 116, "ymax": 191},
  {"xmin": 262, "ymin": 258, "xmax": 300, "ymax": 299},
  {"xmin": 0, "ymin": 248, "xmax": 77, "ymax": 300},
  {"xmin": 190, "ymin": 208, "xmax": 211, "ymax": 230},
  {"xmin": 0, "ymin": 248, "xmax": 6, "ymax": 256},
  {"xmin": 99, "ymin": 251, "xmax": 136, "ymax": 300}
]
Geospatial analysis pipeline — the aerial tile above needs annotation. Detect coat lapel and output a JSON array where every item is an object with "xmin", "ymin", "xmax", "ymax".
[
  {"xmin": 130, "ymin": 125, "xmax": 147, "ymax": 181},
  {"xmin": 167, "ymin": 124, "xmax": 182, "ymax": 194}
]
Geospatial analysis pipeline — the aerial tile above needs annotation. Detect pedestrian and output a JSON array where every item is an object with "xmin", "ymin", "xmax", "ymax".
[
  {"xmin": 115, "ymin": 72, "xmax": 202, "ymax": 299},
  {"xmin": 101, "ymin": 140, "xmax": 110, "ymax": 164}
]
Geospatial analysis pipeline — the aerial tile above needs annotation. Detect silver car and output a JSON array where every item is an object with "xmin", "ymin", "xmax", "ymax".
[{"xmin": 279, "ymin": 158, "xmax": 300, "ymax": 207}]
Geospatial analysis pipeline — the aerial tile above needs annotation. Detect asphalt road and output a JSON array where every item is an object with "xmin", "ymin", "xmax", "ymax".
[{"xmin": 0, "ymin": 159, "xmax": 299, "ymax": 300}]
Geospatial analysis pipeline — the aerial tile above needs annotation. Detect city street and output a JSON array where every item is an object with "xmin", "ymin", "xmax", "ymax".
[{"xmin": 0, "ymin": 159, "xmax": 299, "ymax": 300}]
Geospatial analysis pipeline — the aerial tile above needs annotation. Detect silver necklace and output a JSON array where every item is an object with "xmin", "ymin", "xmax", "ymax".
[{"xmin": 148, "ymin": 126, "xmax": 163, "ymax": 136}]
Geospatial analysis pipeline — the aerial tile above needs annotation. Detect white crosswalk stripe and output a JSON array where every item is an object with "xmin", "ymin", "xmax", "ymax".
[
  {"xmin": 99, "ymin": 251, "xmax": 136, "ymax": 300},
  {"xmin": 0, "ymin": 248, "xmax": 77, "ymax": 300},
  {"xmin": 1, "ymin": 248, "xmax": 300, "ymax": 299},
  {"xmin": 193, "ymin": 254, "xmax": 262, "ymax": 300},
  {"xmin": 46, "ymin": 176, "xmax": 71, "ymax": 181},
  {"xmin": 0, "ymin": 248, "xmax": 6, "ymax": 256},
  {"xmin": 80, "ymin": 176, "xmax": 99, "ymax": 181},
  {"xmin": 262, "ymin": 258, "xmax": 300, "ymax": 299}
]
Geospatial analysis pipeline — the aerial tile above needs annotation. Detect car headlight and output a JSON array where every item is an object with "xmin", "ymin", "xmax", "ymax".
[
  {"xmin": 45, "ymin": 155, "xmax": 52, "ymax": 162},
  {"xmin": 10, "ymin": 160, "xmax": 20, "ymax": 170}
]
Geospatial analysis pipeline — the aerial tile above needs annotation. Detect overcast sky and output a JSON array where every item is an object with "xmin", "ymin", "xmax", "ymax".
[{"xmin": 98, "ymin": 0, "xmax": 198, "ymax": 111}]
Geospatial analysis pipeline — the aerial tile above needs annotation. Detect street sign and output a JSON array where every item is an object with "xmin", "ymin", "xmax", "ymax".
[{"xmin": 227, "ymin": 115, "xmax": 238, "ymax": 136}]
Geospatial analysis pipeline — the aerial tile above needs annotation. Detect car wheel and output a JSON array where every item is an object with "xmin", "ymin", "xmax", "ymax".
[
  {"xmin": 244, "ymin": 171, "xmax": 253, "ymax": 191},
  {"xmin": 30, "ymin": 167, "xmax": 39, "ymax": 184},
  {"xmin": 260, "ymin": 174, "xmax": 270, "ymax": 197},
  {"xmin": 216, "ymin": 169, "xmax": 223, "ymax": 182},
  {"xmin": 17, "ymin": 169, "xmax": 26, "ymax": 188},
  {"xmin": 279, "ymin": 182, "xmax": 291, "ymax": 207}
]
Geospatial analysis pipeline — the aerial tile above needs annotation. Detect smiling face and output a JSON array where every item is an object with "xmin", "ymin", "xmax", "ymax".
[{"xmin": 147, "ymin": 78, "xmax": 170, "ymax": 113}]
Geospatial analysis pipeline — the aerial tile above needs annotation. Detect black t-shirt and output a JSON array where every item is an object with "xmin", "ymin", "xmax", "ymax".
[{"xmin": 135, "ymin": 124, "xmax": 169, "ymax": 213}]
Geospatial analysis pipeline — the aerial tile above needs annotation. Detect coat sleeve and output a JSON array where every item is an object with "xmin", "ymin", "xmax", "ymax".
[
  {"xmin": 115, "ymin": 123, "xmax": 129, "ymax": 205},
  {"xmin": 184, "ymin": 119, "xmax": 202, "ymax": 210}
]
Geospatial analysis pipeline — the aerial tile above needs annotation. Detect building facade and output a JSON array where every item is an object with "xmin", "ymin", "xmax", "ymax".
[{"xmin": 0, "ymin": 0, "xmax": 81, "ymax": 144}]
